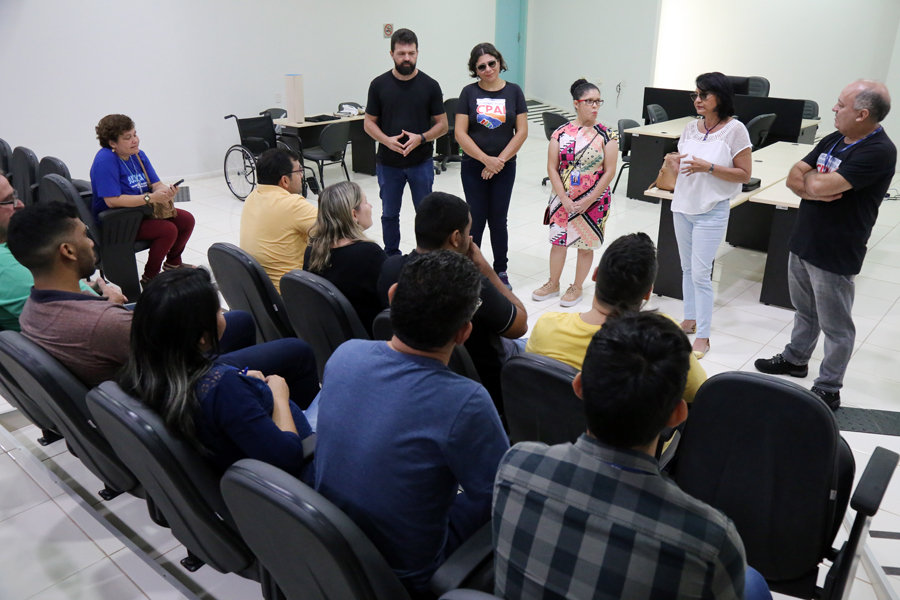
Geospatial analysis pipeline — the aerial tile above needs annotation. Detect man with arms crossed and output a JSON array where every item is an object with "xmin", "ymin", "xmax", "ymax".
[
  {"xmin": 756, "ymin": 80, "xmax": 896, "ymax": 409},
  {"xmin": 365, "ymin": 27, "xmax": 448, "ymax": 256}
]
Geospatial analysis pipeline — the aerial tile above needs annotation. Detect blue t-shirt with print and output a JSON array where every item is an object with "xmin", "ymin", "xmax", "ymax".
[{"xmin": 89, "ymin": 148, "xmax": 160, "ymax": 218}]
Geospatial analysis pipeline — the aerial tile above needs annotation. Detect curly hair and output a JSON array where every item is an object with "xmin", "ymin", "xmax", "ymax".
[
  {"xmin": 467, "ymin": 43, "xmax": 508, "ymax": 78},
  {"xmin": 96, "ymin": 114, "xmax": 135, "ymax": 149}
]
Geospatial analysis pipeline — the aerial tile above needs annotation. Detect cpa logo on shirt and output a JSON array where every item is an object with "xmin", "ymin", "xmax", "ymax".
[
  {"xmin": 816, "ymin": 153, "xmax": 841, "ymax": 174},
  {"xmin": 476, "ymin": 98, "xmax": 506, "ymax": 129}
]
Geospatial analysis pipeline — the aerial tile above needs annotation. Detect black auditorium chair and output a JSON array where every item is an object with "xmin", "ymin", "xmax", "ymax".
[
  {"xmin": 40, "ymin": 174, "xmax": 149, "ymax": 301},
  {"xmin": 541, "ymin": 112, "xmax": 570, "ymax": 186},
  {"xmin": 12, "ymin": 146, "xmax": 39, "ymax": 205},
  {"xmin": 748, "ymin": 76, "xmax": 771, "ymax": 97},
  {"xmin": 87, "ymin": 381, "xmax": 301, "ymax": 599},
  {"xmin": 0, "ymin": 359, "xmax": 62, "ymax": 445},
  {"xmin": 0, "ymin": 331, "xmax": 143, "ymax": 502},
  {"xmin": 673, "ymin": 372, "xmax": 899, "ymax": 600},
  {"xmin": 221, "ymin": 459, "xmax": 495, "ymax": 600},
  {"xmin": 280, "ymin": 269, "xmax": 369, "ymax": 382},
  {"xmin": 646, "ymin": 104, "xmax": 669, "ymax": 125},
  {"xmin": 39, "ymin": 156, "xmax": 92, "ymax": 198},
  {"xmin": 434, "ymin": 98, "xmax": 462, "ymax": 174},
  {"xmin": 745, "ymin": 113, "xmax": 778, "ymax": 151},
  {"xmin": 371, "ymin": 308, "xmax": 481, "ymax": 383},
  {"xmin": 501, "ymin": 353, "xmax": 583, "ymax": 445},
  {"xmin": 613, "ymin": 118, "xmax": 640, "ymax": 193},
  {"xmin": 302, "ymin": 121, "xmax": 351, "ymax": 187},
  {"xmin": 207, "ymin": 243, "xmax": 294, "ymax": 344},
  {"xmin": 803, "ymin": 100, "xmax": 820, "ymax": 120},
  {"xmin": 0, "ymin": 137, "xmax": 12, "ymax": 179}
]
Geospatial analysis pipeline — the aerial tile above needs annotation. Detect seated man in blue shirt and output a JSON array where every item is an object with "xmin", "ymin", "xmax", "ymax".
[
  {"xmin": 314, "ymin": 250, "xmax": 510, "ymax": 596},
  {"xmin": 493, "ymin": 312, "xmax": 771, "ymax": 600}
]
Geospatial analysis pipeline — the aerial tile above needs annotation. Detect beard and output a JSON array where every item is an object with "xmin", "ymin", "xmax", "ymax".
[{"xmin": 395, "ymin": 60, "xmax": 416, "ymax": 76}]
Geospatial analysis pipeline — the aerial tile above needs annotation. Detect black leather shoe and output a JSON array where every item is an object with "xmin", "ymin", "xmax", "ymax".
[
  {"xmin": 754, "ymin": 354, "xmax": 808, "ymax": 378},
  {"xmin": 811, "ymin": 386, "xmax": 841, "ymax": 411}
]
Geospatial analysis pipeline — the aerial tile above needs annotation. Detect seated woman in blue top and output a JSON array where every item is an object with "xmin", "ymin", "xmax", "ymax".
[
  {"xmin": 90, "ymin": 114, "xmax": 196, "ymax": 288},
  {"xmin": 118, "ymin": 268, "xmax": 315, "ymax": 480}
]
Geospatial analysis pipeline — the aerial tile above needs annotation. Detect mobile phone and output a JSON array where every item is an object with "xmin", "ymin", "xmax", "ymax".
[{"xmin": 173, "ymin": 179, "xmax": 185, "ymax": 187}]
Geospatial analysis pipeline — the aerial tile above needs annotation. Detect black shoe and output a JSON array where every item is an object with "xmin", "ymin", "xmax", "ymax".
[
  {"xmin": 811, "ymin": 386, "xmax": 841, "ymax": 411},
  {"xmin": 754, "ymin": 354, "xmax": 808, "ymax": 378}
]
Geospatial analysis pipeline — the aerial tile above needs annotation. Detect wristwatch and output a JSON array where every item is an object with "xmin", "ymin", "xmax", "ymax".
[
  {"xmin": 143, "ymin": 193, "xmax": 151, "ymax": 204},
  {"xmin": 420, "ymin": 133, "xmax": 427, "ymax": 145},
  {"xmin": 708, "ymin": 164, "xmax": 715, "ymax": 174}
]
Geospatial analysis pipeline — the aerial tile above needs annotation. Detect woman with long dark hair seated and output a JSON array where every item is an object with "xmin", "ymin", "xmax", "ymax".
[{"xmin": 119, "ymin": 269, "xmax": 314, "ymax": 479}]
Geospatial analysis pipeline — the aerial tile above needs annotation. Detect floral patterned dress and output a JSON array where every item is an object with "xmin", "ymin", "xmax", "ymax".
[{"xmin": 547, "ymin": 122, "xmax": 617, "ymax": 248}]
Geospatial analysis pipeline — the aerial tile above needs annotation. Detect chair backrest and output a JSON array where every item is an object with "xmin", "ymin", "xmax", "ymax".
[
  {"xmin": 235, "ymin": 114, "xmax": 278, "ymax": 156},
  {"xmin": 207, "ymin": 243, "xmax": 294, "ymax": 344},
  {"xmin": 40, "ymin": 174, "xmax": 104, "ymax": 249},
  {"xmin": 673, "ymin": 372, "xmax": 854, "ymax": 591},
  {"xmin": 38, "ymin": 156, "xmax": 71, "ymax": 181},
  {"xmin": 87, "ymin": 381, "xmax": 258, "ymax": 576},
  {"xmin": 0, "ymin": 137, "xmax": 12, "ymax": 178},
  {"xmin": 12, "ymin": 146, "xmax": 39, "ymax": 205},
  {"xmin": 748, "ymin": 76, "xmax": 771, "ymax": 97},
  {"xmin": 0, "ymin": 331, "xmax": 140, "ymax": 496},
  {"xmin": 501, "ymin": 353, "xmax": 583, "ymax": 445},
  {"xmin": 745, "ymin": 112, "xmax": 778, "ymax": 150},
  {"xmin": 260, "ymin": 108, "xmax": 287, "ymax": 119},
  {"xmin": 319, "ymin": 121, "xmax": 352, "ymax": 156},
  {"xmin": 803, "ymin": 99, "xmax": 819, "ymax": 119},
  {"xmin": 541, "ymin": 112, "xmax": 569, "ymax": 140},
  {"xmin": 336, "ymin": 101, "xmax": 364, "ymax": 113},
  {"xmin": 222, "ymin": 459, "xmax": 412, "ymax": 600},
  {"xmin": 444, "ymin": 98, "xmax": 459, "ymax": 132},
  {"xmin": 280, "ymin": 270, "xmax": 369, "ymax": 381},
  {"xmin": 0, "ymin": 359, "xmax": 58, "ymax": 432},
  {"xmin": 617, "ymin": 119, "xmax": 640, "ymax": 156},
  {"xmin": 646, "ymin": 104, "xmax": 668, "ymax": 125}
]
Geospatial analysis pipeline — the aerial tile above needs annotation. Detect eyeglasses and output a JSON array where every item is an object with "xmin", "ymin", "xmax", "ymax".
[
  {"xmin": 0, "ymin": 190, "xmax": 19, "ymax": 206},
  {"xmin": 476, "ymin": 59, "xmax": 497, "ymax": 72},
  {"xmin": 577, "ymin": 99, "xmax": 604, "ymax": 108},
  {"xmin": 690, "ymin": 92, "xmax": 712, "ymax": 102}
]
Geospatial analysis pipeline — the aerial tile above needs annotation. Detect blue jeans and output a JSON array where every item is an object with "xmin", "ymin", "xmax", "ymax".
[
  {"xmin": 377, "ymin": 159, "xmax": 434, "ymax": 256},
  {"xmin": 673, "ymin": 200, "xmax": 730, "ymax": 339},
  {"xmin": 745, "ymin": 566, "xmax": 772, "ymax": 600},
  {"xmin": 461, "ymin": 158, "xmax": 516, "ymax": 273}
]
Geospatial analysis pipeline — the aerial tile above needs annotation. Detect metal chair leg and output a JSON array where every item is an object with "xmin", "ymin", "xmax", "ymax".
[{"xmin": 612, "ymin": 163, "xmax": 629, "ymax": 194}]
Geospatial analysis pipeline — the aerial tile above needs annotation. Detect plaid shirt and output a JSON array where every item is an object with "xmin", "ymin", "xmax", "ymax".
[{"xmin": 493, "ymin": 434, "xmax": 747, "ymax": 600}]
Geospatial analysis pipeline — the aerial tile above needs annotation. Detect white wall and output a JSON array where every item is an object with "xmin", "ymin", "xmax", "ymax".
[
  {"xmin": 882, "ymin": 19, "xmax": 900, "ymax": 140},
  {"xmin": 654, "ymin": 0, "xmax": 900, "ymax": 117},
  {"xmin": 0, "ymin": 0, "xmax": 495, "ymax": 180},
  {"xmin": 524, "ymin": 0, "xmax": 662, "ymax": 129}
]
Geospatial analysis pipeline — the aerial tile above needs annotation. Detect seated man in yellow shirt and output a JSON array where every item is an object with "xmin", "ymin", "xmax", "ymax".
[
  {"xmin": 526, "ymin": 232, "xmax": 707, "ymax": 401},
  {"xmin": 240, "ymin": 148, "xmax": 318, "ymax": 292}
]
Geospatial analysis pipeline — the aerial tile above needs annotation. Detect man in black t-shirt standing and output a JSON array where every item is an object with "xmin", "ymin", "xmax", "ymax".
[
  {"xmin": 756, "ymin": 80, "xmax": 896, "ymax": 409},
  {"xmin": 364, "ymin": 28, "xmax": 448, "ymax": 256}
]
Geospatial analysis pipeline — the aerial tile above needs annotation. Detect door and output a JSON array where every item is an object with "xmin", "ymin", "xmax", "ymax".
[{"xmin": 494, "ymin": 0, "xmax": 528, "ymax": 86}]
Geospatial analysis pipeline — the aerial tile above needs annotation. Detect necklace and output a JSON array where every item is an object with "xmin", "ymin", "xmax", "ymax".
[{"xmin": 702, "ymin": 117, "xmax": 722, "ymax": 141}]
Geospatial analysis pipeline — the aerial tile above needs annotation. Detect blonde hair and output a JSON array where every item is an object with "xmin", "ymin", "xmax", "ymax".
[{"xmin": 306, "ymin": 181, "xmax": 371, "ymax": 273}]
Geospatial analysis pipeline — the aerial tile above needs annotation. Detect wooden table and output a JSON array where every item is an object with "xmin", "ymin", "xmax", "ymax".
[{"xmin": 274, "ymin": 115, "xmax": 376, "ymax": 176}]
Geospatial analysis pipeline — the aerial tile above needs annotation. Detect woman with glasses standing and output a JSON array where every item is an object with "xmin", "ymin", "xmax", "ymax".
[
  {"xmin": 670, "ymin": 72, "xmax": 752, "ymax": 358},
  {"xmin": 533, "ymin": 79, "xmax": 618, "ymax": 307},
  {"xmin": 455, "ymin": 43, "xmax": 528, "ymax": 290}
]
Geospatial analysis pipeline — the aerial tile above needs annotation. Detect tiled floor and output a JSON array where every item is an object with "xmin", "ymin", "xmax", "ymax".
[{"xmin": 1, "ymin": 129, "xmax": 899, "ymax": 599}]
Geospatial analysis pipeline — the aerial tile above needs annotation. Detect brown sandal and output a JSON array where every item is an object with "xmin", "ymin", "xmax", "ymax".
[{"xmin": 162, "ymin": 261, "xmax": 197, "ymax": 271}]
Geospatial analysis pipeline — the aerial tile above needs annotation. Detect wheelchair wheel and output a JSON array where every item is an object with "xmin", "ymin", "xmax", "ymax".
[{"xmin": 224, "ymin": 145, "xmax": 256, "ymax": 200}]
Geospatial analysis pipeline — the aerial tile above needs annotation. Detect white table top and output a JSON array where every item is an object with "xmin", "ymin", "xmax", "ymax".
[
  {"xmin": 750, "ymin": 181, "xmax": 802, "ymax": 208},
  {"xmin": 624, "ymin": 116, "xmax": 696, "ymax": 139},
  {"xmin": 274, "ymin": 114, "xmax": 365, "ymax": 128}
]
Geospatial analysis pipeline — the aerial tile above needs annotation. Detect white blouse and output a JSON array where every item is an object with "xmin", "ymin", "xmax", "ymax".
[{"xmin": 672, "ymin": 118, "xmax": 752, "ymax": 215}]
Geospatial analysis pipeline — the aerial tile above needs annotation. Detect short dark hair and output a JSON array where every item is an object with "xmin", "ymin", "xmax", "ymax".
[
  {"xmin": 570, "ymin": 78, "xmax": 599, "ymax": 100},
  {"xmin": 582, "ymin": 312, "xmax": 691, "ymax": 448},
  {"xmin": 391, "ymin": 28, "xmax": 418, "ymax": 52},
  {"xmin": 594, "ymin": 233, "xmax": 658, "ymax": 314},
  {"xmin": 7, "ymin": 201, "xmax": 80, "ymax": 274},
  {"xmin": 96, "ymin": 114, "xmax": 135, "ymax": 149},
  {"xmin": 390, "ymin": 250, "xmax": 481, "ymax": 351},
  {"xmin": 256, "ymin": 148, "xmax": 300, "ymax": 186},
  {"xmin": 696, "ymin": 72, "xmax": 735, "ymax": 119},
  {"xmin": 415, "ymin": 192, "xmax": 471, "ymax": 250},
  {"xmin": 467, "ymin": 43, "xmax": 508, "ymax": 78}
]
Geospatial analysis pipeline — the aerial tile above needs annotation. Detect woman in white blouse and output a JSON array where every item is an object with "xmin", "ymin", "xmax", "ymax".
[{"xmin": 668, "ymin": 72, "xmax": 752, "ymax": 358}]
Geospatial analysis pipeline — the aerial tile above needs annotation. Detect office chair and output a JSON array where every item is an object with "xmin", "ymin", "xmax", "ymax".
[
  {"xmin": 646, "ymin": 104, "xmax": 669, "ymax": 125},
  {"xmin": 613, "ymin": 118, "xmax": 640, "ymax": 193},
  {"xmin": 673, "ymin": 372, "xmax": 898, "ymax": 600},
  {"xmin": 39, "ymin": 156, "xmax": 92, "ymax": 198},
  {"xmin": 302, "ymin": 121, "xmax": 351, "ymax": 188},
  {"xmin": 207, "ymin": 243, "xmax": 295, "ymax": 344},
  {"xmin": 434, "ymin": 98, "xmax": 462, "ymax": 174},
  {"xmin": 260, "ymin": 107, "xmax": 287, "ymax": 119},
  {"xmin": 541, "ymin": 112, "xmax": 570, "ymax": 185},
  {"xmin": 280, "ymin": 269, "xmax": 369, "ymax": 382},
  {"xmin": 41, "ymin": 174, "xmax": 150, "ymax": 301},
  {"xmin": 11, "ymin": 146, "xmax": 39, "ymax": 205},
  {"xmin": 0, "ymin": 359, "xmax": 62, "ymax": 446},
  {"xmin": 748, "ymin": 76, "xmax": 771, "ymax": 97},
  {"xmin": 221, "ymin": 459, "xmax": 496, "ymax": 600},
  {"xmin": 0, "ymin": 137, "xmax": 12, "ymax": 180},
  {"xmin": 803, "ymin": 100, "xmax": 819, "ymax": 120},
  {"xmin": 745, "ymin": 113, "xmax": 778, "ymax": 150},
  {"xmin": 336, "ymin": 101, "xmax": 364, "ymax": 113}
]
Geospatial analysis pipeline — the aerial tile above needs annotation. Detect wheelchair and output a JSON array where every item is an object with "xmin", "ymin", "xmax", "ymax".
[{"xmin": 223, "ymin": 112, "xmax": 318, "ymax": 200}]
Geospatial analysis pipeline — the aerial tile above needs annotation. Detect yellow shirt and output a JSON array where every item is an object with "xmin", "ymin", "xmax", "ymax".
[
  {"xmin": 525, "ymin": 311, "xmax": 707, "ymax": 402},
  {"xmin": 240, "ymin": 184, "xmax": 318, "ymax": 293}
]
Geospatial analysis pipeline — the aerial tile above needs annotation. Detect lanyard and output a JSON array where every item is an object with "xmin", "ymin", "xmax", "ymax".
[
  {"xmin": 120, "ymin": 154, "xmax": 147, "ymax": 193},
  {"xmin": 822, "ymin": 127, "xmax": 882, "ymax": 166},
  {"xmin": 598, "ymin": 458, "xmax": 657, "ymax": 476}
]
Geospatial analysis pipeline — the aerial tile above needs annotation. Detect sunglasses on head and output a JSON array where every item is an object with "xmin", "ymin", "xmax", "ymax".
[{"xmin": 477, "ymin": 59, "xmax": 497, "ymax": 72}]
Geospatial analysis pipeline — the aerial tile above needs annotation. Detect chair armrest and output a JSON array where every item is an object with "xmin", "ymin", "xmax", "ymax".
[
  {"xmin": 430, "ymin": 522, "xmax": 493, "ymax": 596},
  {"xmin": 98, "ymin": 206, "xmax": 151, "ymax": 246},
  {"xmin": 439, "ymin": 591, "xmax": 497, "ymax": 600},
  {"xmin": 851, "ymin": 447, "xmax": 898, "ymax": 517},
  {"xmin": 278, "ymin": 132, "xmax": 304, "ymax": 153}
]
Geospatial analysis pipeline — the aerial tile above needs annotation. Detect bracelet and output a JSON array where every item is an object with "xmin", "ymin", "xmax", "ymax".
[{"xmin": 708, "ymin": 164, "xmax": 715, "ymax": 174}]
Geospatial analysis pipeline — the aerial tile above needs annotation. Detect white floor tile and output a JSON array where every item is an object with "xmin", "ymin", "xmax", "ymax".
[
  {"xmin": 710, "ymin": 306, "xmax": 788, "ymax": 345},
  {"xmin": 96, "ymin": 493, "xmax": 180, "ymax": 560},
  {"xmin": 43, "ymin": 450, "xmax": 108, "ymax": 507},
  {"xmin": 10, "ymin": 424, "xmax": 68, "ymax": 462},
  {"xmin": 0, "ymin": 453, "xmax": 50, "ymax": 524},
  {"xmin": 155, "ymin": 546, "xmax": 263, "ymax": 600},
  {"xmin": 53, "ymin": 493, "xmax": 127, "ymax": 557},
  {"xmin": 28, "ymin": 557, "xmax": 148, "ymax": 600},
  {"xmin": 109, "ymin": 547, "xmax": 193, "ymax": 600},
  {"xmin": 847, "ymin": 344, "xmax": 900, "ymax": 384},
  {"xmin": 695, "ymin": 332, "xmax": 766, "ymax": 369}
]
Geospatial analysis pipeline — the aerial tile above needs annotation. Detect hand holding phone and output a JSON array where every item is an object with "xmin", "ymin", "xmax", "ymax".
[{"xmin": 172, "ymin": 179, "xmax": 185, "ymax": 188}]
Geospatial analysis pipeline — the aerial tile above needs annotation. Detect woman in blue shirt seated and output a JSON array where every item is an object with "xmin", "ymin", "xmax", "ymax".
[
  {"xmin": 90, "ymin": 114, "xmax": 196, "ymax": 288},
  {"xmin": 118, "ymin": 268, "xmax": 315, "ymax": 480}
]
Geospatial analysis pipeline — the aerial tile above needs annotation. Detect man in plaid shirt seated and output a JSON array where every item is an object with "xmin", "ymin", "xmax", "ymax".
[{"xmin": 492, "ymin": 312, "xmax": 771, "ymax": 599}]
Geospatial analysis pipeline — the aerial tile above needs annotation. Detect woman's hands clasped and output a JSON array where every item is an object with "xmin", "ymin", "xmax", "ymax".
[
  {"xmin": 481, "ymin": 156, "xmax": 505, "ymax": 179},
  {"xmin": 674, "ymin": 153, "xmax": 713, "ymax": 177}
]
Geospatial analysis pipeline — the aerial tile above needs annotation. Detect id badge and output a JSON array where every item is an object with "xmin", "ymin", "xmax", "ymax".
[{"xmin": 570, "ymin": 170, "xmax": 581, "ymax": 186}]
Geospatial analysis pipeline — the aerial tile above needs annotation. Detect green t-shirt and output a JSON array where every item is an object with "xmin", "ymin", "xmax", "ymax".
[{"xmin": 0, "ymin": 243, "xmax": 96, "ymax": 332}]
